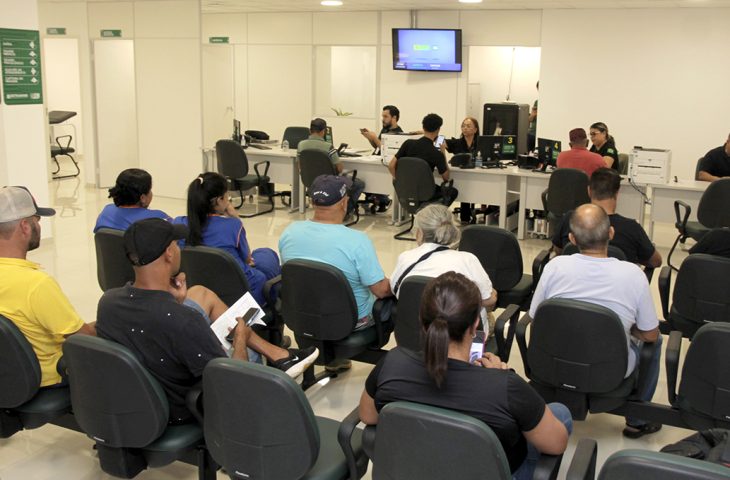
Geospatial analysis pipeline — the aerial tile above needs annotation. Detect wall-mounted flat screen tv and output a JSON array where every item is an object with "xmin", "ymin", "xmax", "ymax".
[{"xmin": 392, "ymin": 28, "xmax": 462, "ymax": 72}]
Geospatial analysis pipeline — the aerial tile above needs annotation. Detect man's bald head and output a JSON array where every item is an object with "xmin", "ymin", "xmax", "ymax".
[{"xmin": 569, "ymin": 204, "xmax": 610, "ymax": 252}]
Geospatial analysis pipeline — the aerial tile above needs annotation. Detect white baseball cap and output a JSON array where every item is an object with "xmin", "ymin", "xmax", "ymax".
[{"xmin": 0, "ymin": 186, "xmax": 56, "ymax": 223}]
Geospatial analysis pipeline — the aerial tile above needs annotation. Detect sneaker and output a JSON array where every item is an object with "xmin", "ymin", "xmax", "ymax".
[
  {"xmin": 376, "ymin": 199, "xmax": 392, "ymax": 213},
  {"xmin": 270, "ymin": 346, "xmax": 319, "ymax": 379},
  {"xmin": 622, "ymin": 422, "xmax": 662, "ymax": 439},
  {"xmin": 325, "ymin": 358, "xmax": 352, "ymax": 373}
]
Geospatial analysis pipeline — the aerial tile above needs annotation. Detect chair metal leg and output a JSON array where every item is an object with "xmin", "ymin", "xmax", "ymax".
[
  {"xmin": 393, "ymin": 216, "xmax": 416, "ymax": 241},
  {"xmin": 301, "ymin": 365, "xmax": 336, "ymax": 391},
  {"xmin": 197, "ymin": 447, "xmax": 218, "ymax": 480},
  {"xmin": 52, "ymin": 153, "xmax": 81, "ymax": 180},
  {"xmin": 238, "ymin": 193, "xmax": 276, "ymax": 218},
  {"xmin": 344, "ymin": 205, "xmax": 360, "ymax": 227}
]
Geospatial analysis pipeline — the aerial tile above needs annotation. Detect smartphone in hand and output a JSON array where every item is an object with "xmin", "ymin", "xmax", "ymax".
[
  {"xmin": 434, "ymin": 135, "xmax": 445, "ymax": 149},
  {"xmin": 225, "ymin": 307, "xmax": 259, "ymax": 343},
  {"xmin": 469, "ymin": 331, "xmax": 487, "ymax": 364}
]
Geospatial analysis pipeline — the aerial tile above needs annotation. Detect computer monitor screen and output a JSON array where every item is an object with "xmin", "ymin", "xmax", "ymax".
[
  {"xmin": 233, "ymin": 119, "xmax": 242, "ymax": 143},
  {"xmin": 392, "ymin": 29, "xmax": 462, "ymax": 72},
  {"xmin": 483, "ymin": 104, "xmax": 519, "ymax": 136},
  {"xmin": 477, "ymin": 135, "xmax": 517, "ymax": 162},
  {"xmin": 325, "ymin": 126, "xmax": 333, "ymax": 146},
  {"xmin": 537, "ymin": 138, "xmax": 562, "ymax": 167}
]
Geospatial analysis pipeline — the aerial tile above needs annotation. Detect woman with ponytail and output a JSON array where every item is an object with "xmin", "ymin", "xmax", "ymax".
[
  {"xmin": 173, "ymin": 172, "xmax": 281, "ymax": 306},
  {"xmin": 359, "ymin": 272, "xmax": 572, "ymax": 479},
  {"xmin": 589, "ymin": 121, "xmax": 620, "ymax": 171}
]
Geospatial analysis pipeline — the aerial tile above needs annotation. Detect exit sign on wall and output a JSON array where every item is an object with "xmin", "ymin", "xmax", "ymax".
[
  {"xmin": 100, "ymin": 30, "xmax": 122, "ymax": 38},
  {"xmin": 209, "ymin": 37, "xmax": 229, "ymax": 44}
]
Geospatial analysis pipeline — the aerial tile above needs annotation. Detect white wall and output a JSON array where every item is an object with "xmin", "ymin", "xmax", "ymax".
[{"xmin": 539, "ymin": 8, "xmax": 730, "ymax": 180}]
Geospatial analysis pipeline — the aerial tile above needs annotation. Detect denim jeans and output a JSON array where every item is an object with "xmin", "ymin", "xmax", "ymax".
[
  {"xmin": 626, "ymin": 334, "xmax": 662, "ymax": 427},
  {"xmin": 512, "ymin": 402, "xmax": 573, "ymax": 480}
]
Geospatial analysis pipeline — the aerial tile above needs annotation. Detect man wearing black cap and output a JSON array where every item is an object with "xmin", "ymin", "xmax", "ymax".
[
  {"xmin": 297, "ymin": 117, "xmax": 365, "ymax": 217},
  {"xmin": 0, "ymin": 186, "xmax": 96, "ymax": 388},
  {"xmin": 96, "ymin": 218, "xmax": 318, "ymax": 424},
  {"xmin": 556, "ymin": 128, "xmax": 605, "ymax": 178}
]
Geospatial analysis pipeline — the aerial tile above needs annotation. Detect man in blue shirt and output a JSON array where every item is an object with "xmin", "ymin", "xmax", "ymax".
[{"xmin": 279, "ymin": 175, "xmax": 392, "ymax": 371}]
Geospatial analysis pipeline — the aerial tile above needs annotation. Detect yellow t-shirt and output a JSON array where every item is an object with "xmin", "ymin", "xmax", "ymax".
[{"xmin": 0, "ymin": 257, "xmax": 84, "ymax": 387}]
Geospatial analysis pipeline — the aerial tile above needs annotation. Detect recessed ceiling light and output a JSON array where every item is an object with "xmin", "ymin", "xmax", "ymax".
[
  {"xmin": 321, "ymin": 0, "xmax": 343, "ymax": 5},
  {"xmin": 459, "ymin": 0, "xmax": 483, "ymax": 3}
]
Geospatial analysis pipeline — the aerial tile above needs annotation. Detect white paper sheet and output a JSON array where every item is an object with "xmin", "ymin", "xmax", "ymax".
[{"xmin": 210, "ymin": 292, "xmax": 266, "ymax": 350}]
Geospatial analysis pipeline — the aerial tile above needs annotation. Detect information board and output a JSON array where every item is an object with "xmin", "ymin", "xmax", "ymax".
[{"xmin": 0, "ymin": 28, "xmax": 43, "ymax": 105}]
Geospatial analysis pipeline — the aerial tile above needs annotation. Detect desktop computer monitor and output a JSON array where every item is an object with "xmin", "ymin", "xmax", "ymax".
[
  {"xmin": 537, "ymin": 138, "xmax": 561, "ymax": 168},
  {"xmin": 232, "ymin": 119, "xmax": 242, "ymax": 143},
  {"xmin": 477, "ymin": 135, "xmax": 517, "ymax": 162},
  {"xmin": 325, "ymin": 126, "xmax": 333, "ymax": 145}
]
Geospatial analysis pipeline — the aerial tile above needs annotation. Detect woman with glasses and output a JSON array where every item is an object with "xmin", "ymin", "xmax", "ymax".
[
  {"xmin": 444, "ymin": 117, "xmax": 480, "ymax": 223},
  {"xmin": 589, "ymin": 122, "xmax": 620, "ymax": 171}
]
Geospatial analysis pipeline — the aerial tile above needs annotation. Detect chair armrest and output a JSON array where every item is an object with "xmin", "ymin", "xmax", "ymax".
[
  {"xmin": 342, "ymin": 169, "xmax": 358, "ymax": 183},
  {"xmin": 371, "ymin": 297, "xmax": 394, "ymax": 347},
  {"xmin": 185, "ymin": 384, "xmax": 204, "ymax": 426},
  {"xmin": 658, "ymin": 266, "xmax": 671, "ymax": 320},
  {"xmin": 643, "ymin": 266, "xmax": 655, "ymax": 283},
  {"xmin": 494, "ymin": 304, "xmax": 519, "ymax": 362},
  {"xmin": 674, "ymin": 200, "xmax": 691, "ymax": 232},
  {"xmin": 56, "ymin": 355, "xmax": 67, "ymax": 378},
  {"xmin": 532, "ymin": 249, "xmax": 551, "ymax": 287},
  {"xmin": 565, "ymin": 439, "xmax": 598, "ymax": 480},
  {"xmin": 263, "ymin": 274, "xmax": 281, "ymax": 309},
  {"xmin": 253, "ymin": 159, "xmax": 270, "ymax": 180},
  {"xmin": 337, "ymin": 406, "xmax": 365, "ymax": 480},
  {"xmin": 533, "ymin": 453, "xmax": 563, "ymax": 480},
  {"xmin": 516, "ymin": 312, "xmax": 533, "ymax": 377},
  {"xmin": 636, "ymin": 340, "xmax": 658, "ymax": 397},
  {"xmin": 541, "ymin": 188, "xmax": 548, "ymax": 212},
  {"xmin": 665, "ymin": 330, "xmax": 683, "ymax": 406},
  {"xmin": 55, "ymin": 135, "xmax": 73, "ymax": 150}
]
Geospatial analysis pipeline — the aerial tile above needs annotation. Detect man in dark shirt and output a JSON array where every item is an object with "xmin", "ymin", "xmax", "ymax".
[
  {"xmin": 552, "ymin": 168, "xmax": 662, "ymax": 268},
  {"xmin": 697, "ymin": 133, "xmax": 730, "ymax": 182},
  {"xmin": 361, "ymin": 105, "xmax": 404, "ymax": 154},
  {"xmin": 96, "ymin": 218, "xmax": 317, "ymax": 424}
]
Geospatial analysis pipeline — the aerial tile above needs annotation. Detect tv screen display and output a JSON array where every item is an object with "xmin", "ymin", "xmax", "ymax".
[{"xmin": 392, "ymin": 29, "xmax": 462, "ymax": 72}]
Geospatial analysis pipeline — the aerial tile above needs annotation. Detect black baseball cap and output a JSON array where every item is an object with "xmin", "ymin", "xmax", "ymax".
[
  {"xmin": 124, "ymin": 218, "xmax": 188, "ymax": 266},
  {"xmin": 310, "ymin": 175, "xmax": 352, "ymax": 206}
]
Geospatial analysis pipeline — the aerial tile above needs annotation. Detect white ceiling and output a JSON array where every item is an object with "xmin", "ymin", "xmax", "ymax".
[{"xmin": 39, "ymin": 0, "xmax": 730, "ymax": 13}]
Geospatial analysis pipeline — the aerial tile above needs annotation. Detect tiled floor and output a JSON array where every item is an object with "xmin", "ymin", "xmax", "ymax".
[{"xmin": 0, "ymin": 176, "xmax": 699, "ymax": 479}]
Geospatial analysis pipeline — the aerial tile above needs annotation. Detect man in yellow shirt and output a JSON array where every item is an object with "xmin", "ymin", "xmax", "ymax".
[{"xmin": 0, "ymin": 186, "xmax": 95, "ymax": 387}]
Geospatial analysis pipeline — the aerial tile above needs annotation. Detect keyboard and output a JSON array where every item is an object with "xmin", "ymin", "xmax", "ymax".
[{"xmin": 248, "ymin": 144, "xmax": 272, "ymax": 150}]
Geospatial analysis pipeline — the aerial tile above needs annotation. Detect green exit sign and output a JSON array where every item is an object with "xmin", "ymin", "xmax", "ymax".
[
  {"xmin": 209, "ymin": 37, "xmax": 229, "ymax": 44},
  {"xmin": 46, "ymin": 27, "xmax": 66, "ymax": 35},
  {"xmin": 100, "ymin": 29, "xmax": 122, "ymax": 38}
]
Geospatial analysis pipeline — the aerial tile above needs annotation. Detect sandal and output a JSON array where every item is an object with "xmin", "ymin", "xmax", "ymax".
[{"xmin": 623, "ymin": 422, "xmax": 662, "ymax": 439}]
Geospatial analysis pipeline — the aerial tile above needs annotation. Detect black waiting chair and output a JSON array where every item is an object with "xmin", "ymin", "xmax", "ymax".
[
  {"xmin": 541, "ymin": 168, "xmax": 590, "ymax": 236},
  {"xmin": 51, "ymin": 135, "xmax": 80, "ymax": 180},
  {"xmin": 282, "ymin": 126, "xmax": 310, "ymax": 149},
  {"xmin": 365, "ymin": 402, "xmax": 562, "ymax": 480},
  {"xmin": 216, "ymin": 139, "xmax": 275, "ymax": 218},
  {"xmin": 516, "ymin": 298, "xmax": 657, "ymax": 420},
  {"xmin": 658, "ymin": 254, "xmax": 730, "ymax": 339},
  {"xmin": 62, "ymin": 335, "xmax": 216, "ymax": 479},
  {"xmin": 392, "ymin": 275, "xmax": 430, "ymax": 352},
  {"xmin": 668, "ymin": 177, "xmax": 730, "ymax": 270},
  {"xmin": 0, "ymin": 315, "xmax": 75, "ymax": 439},
  {"xmin": 203, "ymin": 358, "xmax": 368, "ymax": 480},
  {"xmin": 94, "ymin": 228, "xmax": 135, "ymax": 291},
  {"xmin": 393, "ymin": 156, "xmax": 454, "ymax": 241},
  {"xmin": 180, "ymin": 245, "xmax": 284, "ymax": 346},
  {"xmin": 280, "ymin": 259, "xmax": 393, "ymax": 390}
]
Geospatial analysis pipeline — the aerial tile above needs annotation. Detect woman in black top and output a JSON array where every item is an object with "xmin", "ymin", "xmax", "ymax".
[
  {"xmin": 359, "ymin": 272, "xmax": 571, "ymax": 479},
  {"xmin": 589, "ymin": 121, "xmax": 620, "ymax": 171},
  {"xmin": 445, "ymin": 117, "xmax": 479, "ymax": 222}
]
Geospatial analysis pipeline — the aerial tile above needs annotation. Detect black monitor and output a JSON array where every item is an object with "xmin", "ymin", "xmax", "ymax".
[
  {"xmin": 537, "ymin": 138, "xmax": 561, "ymax": 168},
  {"xmin": 325, "ymin": 126, "xmax": 333, "ymax": 146},
  {"xmin": 232, "ymin": 119, "xmax": 242, "ymax": 144},
  {"xmin": 477, "ymin": 135, "xmax": 517, "ymax": 162}
]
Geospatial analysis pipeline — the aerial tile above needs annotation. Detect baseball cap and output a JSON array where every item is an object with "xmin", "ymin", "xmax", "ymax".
[
  {"xmin": 124, "ymin": 218, "xmax": 188, "ymax": 266},
  {"xmin": 0, "ymin": 186, "xmax": 56, "ymax": 223},
  {"xmin": 310, "ymin": 118, "xmax": 327, "ymax": 132},
  {"xmin": 569, "ymin": 128, "xmax": 588, "ymax": 143},
  {"xmin": 309, "ymin": 175, "xmax": 352, "ymax": 206}
]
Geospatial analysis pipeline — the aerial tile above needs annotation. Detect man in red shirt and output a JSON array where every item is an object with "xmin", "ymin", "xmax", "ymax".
[{"xmin": 556, "ymin": 128, "xmax": 605, "ymax": 178}]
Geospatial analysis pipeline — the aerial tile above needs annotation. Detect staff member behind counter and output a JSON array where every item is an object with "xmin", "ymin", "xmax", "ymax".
[
  {"xmin": 697, "ymin": 133, "xmax": 730, "ymax": 182},
  {"xmin": 589, "ymin": 122, "xmax": 620, "ymax": 171},
  {"xmin": 443, "ymin": 117, "xmax": 480, "ymax": 223}
]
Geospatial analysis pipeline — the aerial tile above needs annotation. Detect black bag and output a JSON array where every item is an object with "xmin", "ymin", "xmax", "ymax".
[{"xmin": 661, "ymin": 428, "xmax": 730, "ymax": 467}]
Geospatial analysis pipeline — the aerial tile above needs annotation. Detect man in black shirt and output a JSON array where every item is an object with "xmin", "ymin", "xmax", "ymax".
[
  {"xmin": 96, "ymin": 218, "xmax": 317, "ymax": 424},
  {"xmin": 552, "ymin": 168, "xmax": 661, "ymax": 268},
  {"xmin": 697, "ymin": 133, "xmax": 730, "ymax": 182}
]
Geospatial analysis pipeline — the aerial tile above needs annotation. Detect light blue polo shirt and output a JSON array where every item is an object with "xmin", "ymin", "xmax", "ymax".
[{"xmin": 279, "ymin": 220, "xmax": 385, "ymax": 319}]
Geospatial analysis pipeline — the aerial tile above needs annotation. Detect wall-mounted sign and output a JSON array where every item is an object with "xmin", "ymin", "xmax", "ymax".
[
  {"xmin": 209, "ymin": 37, "xmax": 230, "ymax": 44},
  {"xmin": 46, "ymin": 27, "xmax": 67, "ymax": 35},
  {"xmin": 100, "ymin": 30, "xmax": 122, "ymax": 38},
  {"xmin": 0, "ymin": 28, "xmax": 43, "ymax": 105}
]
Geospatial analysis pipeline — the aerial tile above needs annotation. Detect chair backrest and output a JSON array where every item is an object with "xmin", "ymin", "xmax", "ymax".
[
  {"xmin": 528, "ymin": 299, "xmax": 629, "ymax": 393},
  {"xmin": 216, "ymin": 139, "xmax": 249, "ymax": 179},
  {"xmin": 62, "ymin": 335, "xmax": 169, "ymax": 448},
  {"xmin": 394, "ymin": 157, "xmax": 438, "ymax": 215},
  {"xmin": 394, "ymin": 275, "xmax": 430, "ymax": 352},
  {"xmin": 695, "ymin": 157, "xmax": 703, "ymax": 180},
  {"xmin": 180, "ymin": 245, "xmax": 250, "ymax": 307},
  {"xmin": 281, "ymin": 259, "xmax": 359, "ymax": 341},
  {"xmin": 0, "ymin": 315, "xmax": 42, "ymax": 408},
  {"xmin": 697, "ymin": 177, "xmax": 730, "ymax": 228},
  {"xmin": 599, "ymin": 449, "xmax": 730, "ymax": 480},
  {"xmin": 617, "ymin": 153, "xmax": 629, "ymax": 175},
  {"xmin": 677, "ymin": 323, "xmax": 730, "ymax": 429},
  {"xmin": 459, "ymin": 225, "xmax": 523, "ymax": 291},
  {"xmin": 372, "ymin": 402, "xmax": 511, "ymax": 480},
  {"xmin": 94, "ymin": 228, "xmax": 135, "ymax": 291},
  {"xmin": 670, "ymin": 254, "xmax": 730, "ymax": 338},
  {"xmin": 282, "ymin": 127, "xmax": 310, "ymax": 149},
  {"xmin": 203, "ymin": 358, "xmax": 319, "ymax": 480},
  {"xmin": 562, "ymin": 242, "xmax": 628, "ymax": 261},
  {"xmin": 546, "ymin": 168, "xmax": 590, "ymax": 216},
  {"xmin": 298, "ymin": 149, "xmax": 337, "ymax": 190}
]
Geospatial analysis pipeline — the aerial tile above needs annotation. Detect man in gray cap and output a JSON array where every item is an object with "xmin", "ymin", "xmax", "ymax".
[{"xmin": 0, "ymin": 186, "xmax": 96, "ymax": 387}]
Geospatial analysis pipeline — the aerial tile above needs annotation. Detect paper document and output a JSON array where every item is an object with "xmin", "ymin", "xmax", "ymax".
[{"xmin": 210, "ymin": 292, "xmax": 266, "ymax": 349}]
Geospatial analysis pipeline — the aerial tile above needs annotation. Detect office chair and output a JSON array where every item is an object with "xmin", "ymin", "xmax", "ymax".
[
  {"xmin": 180, "ymin": 245, "xmax": 284, "ymax": 346},
  {"xmin": 516, "ymin": 298, "xmax": 658, "ymax": 420},
  {"xmin": 392, "ymin": 275, "xmax": 430, "ymax": 352},
  {"xmin": 62, "ymin": 335, "xmax": 216, "ymax": 479},
  {"xmin": 280, "ymin": 259, "xmax": 393, "ymax": 390},
  {"xmin": 94, "ymin": 228, "xmax": 135, "ymax": 291},
  {"xmin": 393, "ymin": 156, "xmax": 454, "ymax": 241},
  {"xmin": 50, "ymin": 135, "xmax": 80, "ymax": 180},
  {"xmin": 617, "ymin": 153, "xmax": 629, "ymax": 175},
  {"xmin": 694, "ymin": 157, "xmax": 703, "ymax": 180},
  {"xmin": 282, "ymin": 126, "xmax": 310, "ymax": 149},
  {"xmin": 216, "ymin": 139, "xmax": 275, "ymax": 218},
  {"xmin": 541, "ymin": 168, "xmax": 590, "ymax": 236},
  {"xmin": 0, "ymin": 315, "xmax": 75, "ymax": 438},
  {"xmin": 365, "ymin": 402, "xmax": 562, "ymax": 480},
  {"xmin": 667, "ymin": 177, "xmax": 730, "ymax": 270},
  {"xmin": 203, "ymin": 358, "xmax": 368, "ymax": 480}
]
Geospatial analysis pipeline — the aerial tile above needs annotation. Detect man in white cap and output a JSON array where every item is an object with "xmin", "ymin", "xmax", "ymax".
[{"xmin": 0, "ymin": 186, "xmax": 96, "ymax": 387}]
